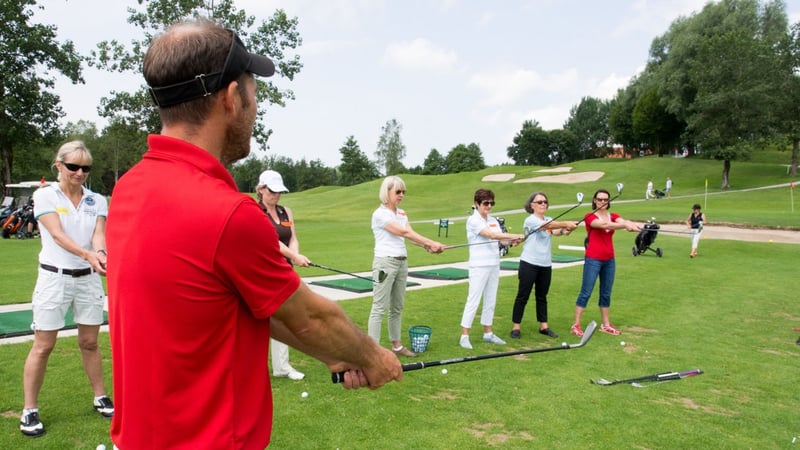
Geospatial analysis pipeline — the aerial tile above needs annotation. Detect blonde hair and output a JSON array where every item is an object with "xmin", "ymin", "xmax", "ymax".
[{"xmin": 379, "ymin": 176, "xmax": 406, "ymax": 204}]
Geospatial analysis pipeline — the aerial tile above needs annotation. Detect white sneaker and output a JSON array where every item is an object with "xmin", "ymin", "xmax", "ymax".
[
  {"xmin": 274, "ymin": 368, "xmax": 305, "ymax": 381},
  {"xmin": 459, "ymin": 335, "xmax": 472, "ymax": 349},
  {"xmin": 483, "ymin": 333, "xmax": 506, "ymax": 345}
]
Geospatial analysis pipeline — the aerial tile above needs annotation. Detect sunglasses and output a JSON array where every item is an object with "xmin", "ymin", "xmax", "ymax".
[
  {"xmin": 480, "ymin": 201, "xmax": 496, "ymax": 206},
  {"xmin": 395, "ymin": 190, "xmax": 406, "ymax": 195},
  {"xmin": 595, "ymin": 198, "xmax": 610, "ymax": 202},
  {"xmin": 532, "ymin": 200, "xmax": 548, "ymax": 205},
  {"xmin": 62, "ymin": 162, "xmax": 92, "ymax": 173}
]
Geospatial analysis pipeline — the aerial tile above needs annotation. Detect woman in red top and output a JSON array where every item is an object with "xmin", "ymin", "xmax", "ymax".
[{"xmin": 570, "ymin": 189, "xmax": 641, "ymax": 337}]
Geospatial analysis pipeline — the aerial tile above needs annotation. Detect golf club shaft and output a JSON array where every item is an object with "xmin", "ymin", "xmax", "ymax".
[
  {"xmin": 575, "ymin": 192, "xmax": 624, "ymax": 226},
  {"xmin": 308, "ymin": 263, "xmax": 380, "ymax": 283},
  {"xmin": 522, "ymin": 201, "xmax": 583, "ymax": 241},
  {"xmin": 331, "ymin": 321, "xmax": 597, "ymax": 383}
]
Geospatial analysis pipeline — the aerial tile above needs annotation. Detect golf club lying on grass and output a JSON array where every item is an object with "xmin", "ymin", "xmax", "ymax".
[
  {"xmin": 308, "ymin": 262, "xmax": 387, "ymax": 283},
  {"xmin": 332, "ymin": 321, "xmax": 597, "ymax": 383},
  {"xmin": 591, "ymin": 368, "xmax": 703, "ymax": 387},
  {"xmin": 521, "ymin": 192, "xmax": 584, "ymax": 241},
  {"xmin": 576, "ymin": 182, "xmax": 624, "ymax": 225}
]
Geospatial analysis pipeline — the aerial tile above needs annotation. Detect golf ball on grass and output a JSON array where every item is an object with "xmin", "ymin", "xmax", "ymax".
[
  {"xmin": 441, "ymin": 369, "xmax": 448, "ymax": 374},
  {"xmin": 301, "ymin": 391, "xmax": 308, "ymax": 398},
  {"xmin": 97, "ymin": 445, "xmax": 106, "ymax": 450},
  {"xmin": 620, "ymin": 341, "xmax": 626, "ymax": 346}
]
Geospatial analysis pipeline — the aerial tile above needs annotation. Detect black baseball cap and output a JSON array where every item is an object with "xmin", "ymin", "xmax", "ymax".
[{"xmin": 148, "ymin": 30, "xmax": 275, "ymax": 108}]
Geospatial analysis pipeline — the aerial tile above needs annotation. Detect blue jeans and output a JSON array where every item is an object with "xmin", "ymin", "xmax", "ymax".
[{"xmin": 575, "ymin": 257, "xmax": 615, "ymax": 308}]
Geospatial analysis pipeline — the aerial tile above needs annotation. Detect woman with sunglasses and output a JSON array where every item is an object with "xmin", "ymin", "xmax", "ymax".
[
  {"xmin": 369, "ymin": 176, "xmax": 446, "ymax": 358},
  {"xmin": 20, "ymin": 141, "xmax": 112, "ymax": 437},
  {"xmin": 256, "ymin": 170, "xmax": 310, "ymax": 381},
  {"xmin": 510, "ymin": 192, "xmax": 577, "ymax": 340},
  {"xmin": 459, "ymin": 189, "xmax": 525, "ymax": 349},
  {"xmin": 570, "ymin": 189, "xmax": 642, "ymax": 337}
]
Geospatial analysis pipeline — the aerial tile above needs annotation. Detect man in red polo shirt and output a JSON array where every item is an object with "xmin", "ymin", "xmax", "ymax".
[{"xmin": 106, "ymin": 19, "xmax": 401, "ymax": 449}]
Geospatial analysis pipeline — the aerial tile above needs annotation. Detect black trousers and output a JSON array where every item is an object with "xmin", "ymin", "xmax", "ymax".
[{"xmin": 511, "ymin": 260, "xmax": 552, "ymax": 324}]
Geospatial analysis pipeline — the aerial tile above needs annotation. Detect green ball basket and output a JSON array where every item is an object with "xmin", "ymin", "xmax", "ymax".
[{"xmin": 408, "ymin": 325, "xmax": 432, "ymax": 353}]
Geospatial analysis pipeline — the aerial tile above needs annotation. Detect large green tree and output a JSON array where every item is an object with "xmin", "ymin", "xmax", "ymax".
[
  {"xmin": 445, "ymin": 143, "xmax": 486, "ymax": 173},
  {"xmin": 507, "ymin": 120, "xmax": 549, "ymax": 165},
  {"xmin": 632, "ymin": 87, "xmax": 684, "ymax": 156},
  {"xmin": 338, "ymin": 135, "xmax": 379, "ymax": 186},
  {"xmin": 422, "ymin": 148, "xmax": 446, "ymax": 175},
  {"xmin": 0, "ymin": 0, "xmax": 83, "ymax": 196},
  {"xmin": 89, "ymin": 0, "xmax": 303, "ymax": 155},
  {"xmin": 648, "ymin": 0, "xmax": 790, "ymax": 187},
  {"xmin": 563, "ymin": 96, "xmax": 611, "ymax": 159},
  {"xmin": 374, "ymin": 118, "xmax": 406, "ymax": 175}
]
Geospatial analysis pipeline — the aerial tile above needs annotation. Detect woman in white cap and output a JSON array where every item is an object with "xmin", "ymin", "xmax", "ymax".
[{"xmin": 256, "ymin": 170, "xmax": 310, "ymax": 380}]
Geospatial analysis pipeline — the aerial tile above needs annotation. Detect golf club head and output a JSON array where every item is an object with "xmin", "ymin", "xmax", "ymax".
[
  {"xmin": 576, "ymin": 192, "xmax": 584, "ymax": 203},
  {"xmin": 591, "ymin": 378, "xmax": 614, "ymax": 385},
  {"xmin": 616, "ymin": 182, "xmax": 624, "ymax": 194},
  {"xmin": 574, "ymin": 320, "xmax": 597, "ymax": 348}
]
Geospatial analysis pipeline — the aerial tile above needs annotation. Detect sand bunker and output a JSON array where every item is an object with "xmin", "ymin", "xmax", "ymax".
[
  {"xmin": 515, "ymin": 171, "xmax": 605, "ymax": 184},
  {"xmin": 482, "ymin": 173, "xmax": 516, "ymax": 182}
]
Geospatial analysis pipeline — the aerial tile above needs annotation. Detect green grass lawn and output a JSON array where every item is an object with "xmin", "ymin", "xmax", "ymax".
[{"xmin": 1, "ymin": 155, "xmax": 798, "ymax": 448}]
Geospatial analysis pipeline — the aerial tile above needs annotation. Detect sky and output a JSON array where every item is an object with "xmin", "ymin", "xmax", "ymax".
[{"xmin": 36, "ymin": 0, "xmax": 800, "ymax": 168}]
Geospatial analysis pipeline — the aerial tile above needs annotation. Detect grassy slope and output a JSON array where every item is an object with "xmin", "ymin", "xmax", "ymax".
[{"xmin": 0, "ymin": 155, "xmax": 798, "ymax": 448}]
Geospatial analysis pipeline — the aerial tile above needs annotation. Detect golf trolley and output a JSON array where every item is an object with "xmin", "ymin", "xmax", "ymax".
[{"xmin": 632, "ymin": 218, "xmax": 662, "ymax": 257}]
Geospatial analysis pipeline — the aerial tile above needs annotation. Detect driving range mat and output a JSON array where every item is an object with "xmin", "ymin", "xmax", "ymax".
[
  {"xmin": 500, "ymin": 255, "xmax": 584, "ymax": 271},
  {"xmin": 0, "ymin": 309, "xmax": 109, "ymax": 339},
  {"xmin": 408, "ymin": 267, "xmax": 469, "ymax": 280},
  {"xmin": 310, "ymin": 278, "xmax": 420, "ymax": 293}
]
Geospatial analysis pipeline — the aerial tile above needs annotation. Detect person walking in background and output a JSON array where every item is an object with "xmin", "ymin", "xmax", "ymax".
[
  {"xmin": 460, "ymin": 189, "xmax": 525, "ymax": 349},
  {"xmin": 369, "ymin": 176, "xmax": 446, "ymax": 358},
  {"xmin": 686, "ymin": 203, "xmax": 706, "ymax": 258},
  {"xmin": 645, "ymin": 180, "xmax": 655, "ymax": 200},
  {"xmin": 106, "ymin": 19, "xmax": 401, "ymax": 449},
  {"xmin": 510, "ymin": 192, "xmax": 577, "ymax": 340},
  {"xmin": 257, "ymin": 169, "xmax": 310, "ymax": 381},
  {"xmin": 20, "ymin": 141, "xmax": 113, "ymax": 437},
  {"xmin": 665, "ymin": 177, "xmax": 673, "ymax": 198},
  {"xmin": 571, "ymin": 189, "xmax": 642, "ymax": 337}
]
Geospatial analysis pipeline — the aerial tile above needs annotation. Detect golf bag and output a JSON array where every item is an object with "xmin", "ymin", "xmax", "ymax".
[
  {"xmin": 632, "ymin": 220, "xmax": 662, "ymax": 257},
  {"xmin": 497, "ymin": 217, "xmax": 509, "ymax": 256},
  {"xmin": 653, "ymin": 189, "xmax": 665, "ymax": 199}
]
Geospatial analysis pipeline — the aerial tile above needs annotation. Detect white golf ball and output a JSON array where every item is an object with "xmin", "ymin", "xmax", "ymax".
[
  {"xmin": 620, "ymin": 341, "xmax": 626, "ymax": 346},
  {"xmin": 441, "ymin": 368, "xmax": 448, "ymax": 374},
  {"xmin": 301, "ymin": 391, "xmax": 308, "ymax": 398},
  {"xmin": 97, "ymin": 445, "xmax": 106, "ymax": 450}
]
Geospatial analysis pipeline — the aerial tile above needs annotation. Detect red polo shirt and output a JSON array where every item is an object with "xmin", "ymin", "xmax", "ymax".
[
  {"xmin": 583, "ymin": 212, "xmax": 620, "ymax": 261},
  {"xmin": 107, "ymin": 135, "xmax": 300, "ymax": 449}
]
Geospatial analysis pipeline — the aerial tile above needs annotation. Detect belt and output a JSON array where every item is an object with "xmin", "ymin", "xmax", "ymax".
[
  {"xmin": 391, "ymin": 256, "xmax": 407, "ymax": 261},
  {"xmin": 40, "ymin": 264, "xmax": 93, "ymax": 277}
]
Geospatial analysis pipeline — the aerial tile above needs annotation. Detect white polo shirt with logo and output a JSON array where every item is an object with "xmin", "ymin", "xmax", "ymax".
[{"xmin": 33, "ymin": 184, "xmax": 107, "ymax": 269}]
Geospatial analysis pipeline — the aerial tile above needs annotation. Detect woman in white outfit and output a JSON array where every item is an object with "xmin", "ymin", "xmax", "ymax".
[{"xmin": 459, "ymin": 189, "xmax": 525, "ymax": 349}]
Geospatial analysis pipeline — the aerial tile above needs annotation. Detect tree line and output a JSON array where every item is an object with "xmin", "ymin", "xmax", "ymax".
[{"xmin": 2, "ymin": 0, "xmax": 797, "ymax": 196}]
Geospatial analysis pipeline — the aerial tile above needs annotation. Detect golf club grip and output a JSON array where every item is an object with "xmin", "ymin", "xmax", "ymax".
[{"xmin": 330, "ymin": 362, "xmax": 428, "ymax": 384}]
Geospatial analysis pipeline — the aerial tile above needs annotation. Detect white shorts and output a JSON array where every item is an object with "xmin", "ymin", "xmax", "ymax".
[{"xmin": 31, "ymin": 268, "xmax": 106, "ymax": 331}]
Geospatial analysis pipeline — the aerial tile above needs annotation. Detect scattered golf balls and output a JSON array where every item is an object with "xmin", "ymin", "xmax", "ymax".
[
  {"xmin": 301, "ymin": 391, "xmax": 309, "ymax": 398},
  {"xmin": 441, "ymin": 368, "xmax": 448, "ymax": 374},
  {"xmin": 620, "ymin": 341, "xmax": 626, "ymax": 346}
]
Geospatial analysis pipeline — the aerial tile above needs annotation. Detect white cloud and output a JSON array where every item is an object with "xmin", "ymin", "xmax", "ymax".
[
  {"xmin": 382, "ymin": 38, "xmax": 459, "ymax": 72},
  {"xmin": 613, "ymin": 0, "xmax": 710, "ymax": 37},
  {"xmin": 469, "ymin": 67, "xmax": 579, "ymax": 107}
]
